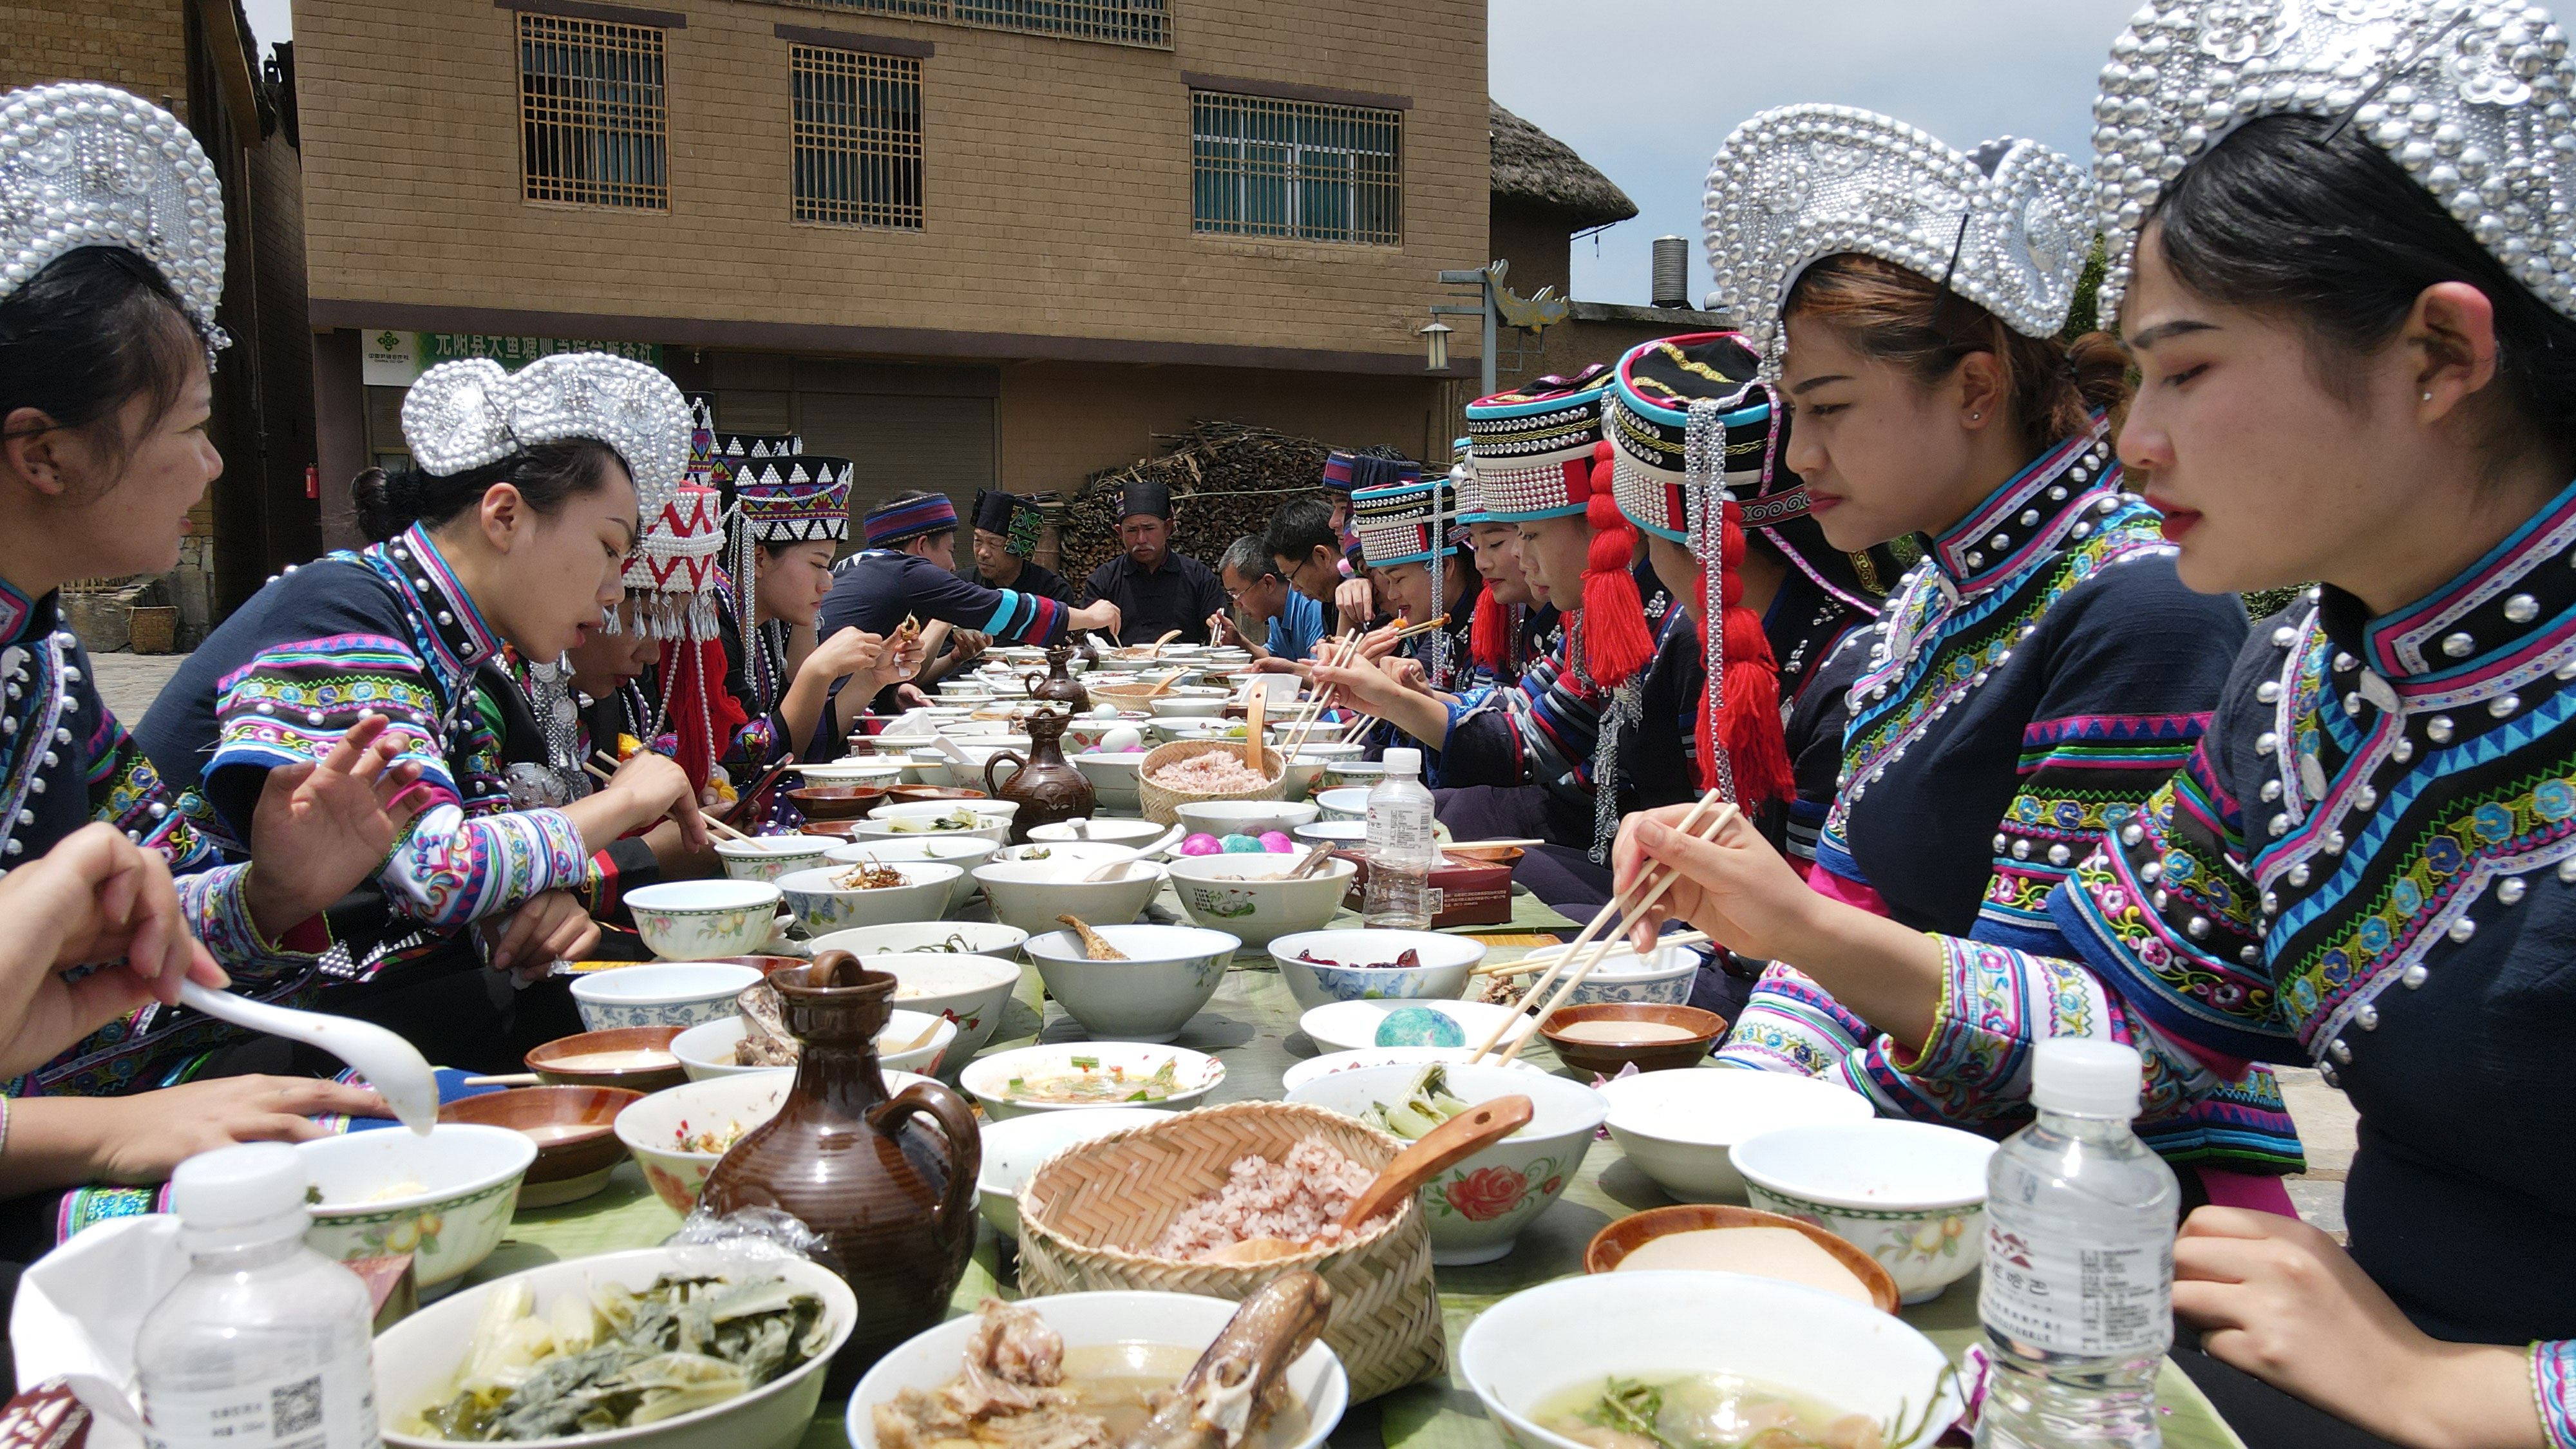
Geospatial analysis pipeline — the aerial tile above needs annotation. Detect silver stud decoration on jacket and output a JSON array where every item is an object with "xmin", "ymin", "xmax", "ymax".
[
  {"xmin": 2091, "ymin": 0, "xmax": 2575, "ymax": 328},
  {"xmin": 400, "ymin": 352, "xmax": 692, "ymax": 517},
  {"xmin": 1701, "ymin": 104, "xmax": 2096, "ymax": 376},
  {"xmin": 0, "ymin": 82, "xmax": 229, "ymax": 357}
]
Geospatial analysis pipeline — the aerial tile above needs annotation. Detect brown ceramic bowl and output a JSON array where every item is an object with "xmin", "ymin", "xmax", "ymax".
[
  {"xmin": 786, "ymin": 785, "xmax": 890, "ymax": 820},
  {"xmin": 795, "ymin": 819, "xmax": 873, "ymax": 842},
  {"xmin": 694, "ymin": 954, "xmax": 805, "ymax": 976},
  {"xmin": 886, "ymin": 784, "xmax": 990, "ymax": 805},
  {"xmin": 524, "ymin": 1025, "xmax": 688, "ymax": 1094},
  {"xmin": 1583, "ymin": 1203, "xmax": 1900, "ymax": 1314},
  {"xmin": 438, "ymin": 1084, "xmax": 641, "ymax": 1207},
  {"xmin": 1540, "ymin": 1003, "xmax": 1727, "ymax": 1076}
]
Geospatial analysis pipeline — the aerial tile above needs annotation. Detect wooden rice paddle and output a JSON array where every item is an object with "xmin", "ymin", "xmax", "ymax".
[
  {"xmin": 1200, "ymin": 1094, "xmax": 1536, "ymax": 1264},
  {"xmin": 1467, "ymin": 787, "xmax": 1740, "ymax": 1064},
  {"xmin": 1150, "ymin": 629, "xmax": 1186, "ymax": 659},
  {"xmin": 1284, "ymin": 840, "xmax": 1340, "ymax": 880},
  {"xmin": 1057, "ymin": 914, "xmax": 1126, "ymax": 959},
  {"xmin": 1242, "ymin": 688, "xmax": 1267, "ymax": 770}
]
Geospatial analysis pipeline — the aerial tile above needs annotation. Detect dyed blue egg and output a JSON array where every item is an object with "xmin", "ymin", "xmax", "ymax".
[
  {"xmin": 1220, "ymin": 833, "xmax": 1265, "ymax": 853},
  {"xmin": 1374, "ymin": 1006, "xmax": 1464, "ymax": 1048}
]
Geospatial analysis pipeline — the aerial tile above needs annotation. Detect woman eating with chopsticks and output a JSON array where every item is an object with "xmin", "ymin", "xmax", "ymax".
[
  {"xmin": 138, "ymin": 352, "xmax": 716, "ymax": 1070},
  {"xmin": 1618, "ymin": 6, "xmax": 2576, "ymax": 1441}
]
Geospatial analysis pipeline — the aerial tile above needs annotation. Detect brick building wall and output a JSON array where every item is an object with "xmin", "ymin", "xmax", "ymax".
[
  {"xmin": 294, "ymin": 0, "xmax": 1486, "ymax": 361},
  {"xmin": 0, "ymin": 0, "xmax": 189, "ymax": 102}
]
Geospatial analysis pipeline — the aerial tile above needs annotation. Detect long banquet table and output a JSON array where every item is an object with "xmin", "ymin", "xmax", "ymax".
[{"xmin": 478, "ymin": 880, "xmax": 2248, "ymax": 1449}]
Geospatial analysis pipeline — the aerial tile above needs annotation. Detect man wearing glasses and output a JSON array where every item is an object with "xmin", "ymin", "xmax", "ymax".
[{"xmin": 1209, "ymin": 535, "xmax": 1324, "ymax": 666}]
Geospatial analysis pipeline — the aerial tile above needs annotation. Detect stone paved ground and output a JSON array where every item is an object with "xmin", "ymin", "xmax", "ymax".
[{"xmin": 80, "ymin": 649, "xmax": 2366, "ymax": 1233}]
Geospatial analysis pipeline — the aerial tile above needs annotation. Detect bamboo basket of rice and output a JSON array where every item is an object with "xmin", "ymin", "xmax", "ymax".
[
  {"xmin": 1015, "ymin": 1101, "xmax": 1444, "ymax": 1401},
  {"xmin": 1135, "ymin": 738, "xmax": 1285, "ymax": 825}
]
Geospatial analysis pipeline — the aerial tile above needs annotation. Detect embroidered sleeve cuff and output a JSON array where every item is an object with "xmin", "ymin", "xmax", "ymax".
[
  {"xmin": 176, "ymin": 862, "xmax": 325, "ymax": 974},
  {"xmin": 1713, "ymin": 964, "xmax": 1870, "ymax": 1075},
  {"xmin": 2536, "ymin": 1341, "xmax": 2576, "ymax": 1449}
]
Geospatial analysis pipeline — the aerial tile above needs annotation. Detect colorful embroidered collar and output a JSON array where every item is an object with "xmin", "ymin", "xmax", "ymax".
[
  {"xmin": 1926, "ymin": 422, "xmax": 2118, "ymax": 596},
  {"xmin": 363, "ymin": 524, "xmax": 505, "ymax": 698},
  {"xmin": 0, "ymin": 572, "xmax": 37, "ymax": 645}
]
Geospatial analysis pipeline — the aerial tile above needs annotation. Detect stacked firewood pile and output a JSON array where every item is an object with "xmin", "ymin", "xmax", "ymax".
[{"xmin": 1056, "ymin": 422, "xmax": 1336, "ymax": 582}]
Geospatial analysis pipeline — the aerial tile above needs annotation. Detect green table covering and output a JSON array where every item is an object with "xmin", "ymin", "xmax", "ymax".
[{"xmin": 486, "ymin": 881, "xmax": 2244, "ymax": 1449}]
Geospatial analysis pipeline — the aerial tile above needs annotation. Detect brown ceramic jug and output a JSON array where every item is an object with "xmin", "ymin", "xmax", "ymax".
[
  {"xmin": 1021, "ymin": 645, "xmax": 1092, "ymax": 714},
  {"xmin": 983, "ymin": 706, "xmax": 1095, "ymax": 841},
  {"xmin": 697, "ymin": 952, "xmax": 980, "ymax": 1383}
]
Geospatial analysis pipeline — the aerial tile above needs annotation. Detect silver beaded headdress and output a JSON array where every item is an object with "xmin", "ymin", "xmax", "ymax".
[
  {"xmin": 1703, "ymin": 105, "xmax": 2097, "ymax": 375},
  {"xmin": 401, "ymin": 352, "xmax": 690, "ymax": 517},
  {"xmin": 0, "ymin": 83, "xmax": 228, "ymax": 358},
  {"xmin": 2090, "ymin": 0, "xmax": 2575, "ymax": 327}
]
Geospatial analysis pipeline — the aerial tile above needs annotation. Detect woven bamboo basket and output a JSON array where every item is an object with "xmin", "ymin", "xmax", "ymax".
[
  {"xmin": 1134, "ymin": 739, "xmax": 1285, "ymax": 825},
  {"xmin": 1014, "ymin": 1101, "xmax": 1444, "ymax": 1402}
]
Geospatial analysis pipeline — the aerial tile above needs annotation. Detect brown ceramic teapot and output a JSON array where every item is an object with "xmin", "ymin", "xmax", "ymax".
[
  {"xmin": 983, "ymin": 706, "xmax": 1095, "ymax": 841},
  {"xmin": 1021, "ymin": 645, "xmax": 1092, "ymax": 714},
  {"xmin": 697, "ymin": 952, "xmax": 980, "ymax": 1381}
]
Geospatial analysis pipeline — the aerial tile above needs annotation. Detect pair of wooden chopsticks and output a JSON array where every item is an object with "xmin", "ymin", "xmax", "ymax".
[
  {"xmin": 1467, "ymin": 788, "xmax": 1743, "ymax": 1067},
  {"xmin": 1277, "ymin": 628, "xmax": 1365, "ymax": 759},
  {"xmin": 585, "ymin": 752, "xmax": 750, "ymax": 842}
]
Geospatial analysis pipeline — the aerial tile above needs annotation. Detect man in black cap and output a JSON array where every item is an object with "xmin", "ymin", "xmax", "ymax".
[
  {"xmin": 971, "ymin": 489, "xmax": 1075, "ymax": 603},
  {"xmin": 1079, "ymin": 479, "xmax": 1225, "ymax": 646}
]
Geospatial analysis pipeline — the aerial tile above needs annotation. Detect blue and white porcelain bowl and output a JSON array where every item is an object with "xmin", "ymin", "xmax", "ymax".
[
  {"xmin": 1271, "ymin": 928, "xmax": 1483, "ymax": 1012},
  {"xmin": 715, "ymin": 835, "xmax": 837, "ymax": 884},
  {"xmin": 824, "ymin": 837, "xmax": 999, "ymax": 913},
  {"xmin": 569, "ymin": 961, "xmax": 765, "ymax": 1032},
  {"xmin": 1729, "ymin": 1119, "xmax": 1998, "ymax": 1304},
  {"xmin": 1508, "ymin": 941, "xmax": 1700, "ymax": 1007},
  {"xmin": 777, "ymin": 863, "xmax": 962, "ymax": 934},
  {"xmin": 1020, "ymin": 923, "xmax": 1238, "ymax": 1043},
  {"xmin": 627, "ymin": 880, "xmax": 784, "ymax": 960}
]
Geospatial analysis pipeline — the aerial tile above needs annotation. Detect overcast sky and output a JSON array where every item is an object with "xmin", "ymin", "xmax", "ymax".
[
  {"xmin": 242, "ymin": 0, "xmax": 2140, "ymax": 308},
  {"xmin": 1493, "ymin": 0, "xmax": 2141, "ymax": 305}
]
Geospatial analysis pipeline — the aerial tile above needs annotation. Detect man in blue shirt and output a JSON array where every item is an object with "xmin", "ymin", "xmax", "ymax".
[{"xmin": 1212, "ymin": 535, "xmax": 1323, "ymax": 665}]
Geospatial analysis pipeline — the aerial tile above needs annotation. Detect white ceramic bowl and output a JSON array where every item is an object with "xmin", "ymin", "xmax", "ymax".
[
  {"xmin": 811, "ymin": 921, "xmax": 1029, "ymax": 959},
  {"xmin": 1165, "ymin": 853, "xmax": 1356, "ymax": 949},
  {"xmin": 1278, "ymin": 1047, "xmax": 1547, "ymax": 1092},
  {"xmin": 1318, "ymin": 764, "xmax": 1384, "ymax": 791},
  {"xmin": 972, "ymin": 858, "xmax": 1167, "ymax": 938},
  {"xmin": 842, "ymin": 813, "xmax": 1011, "ymax": 847},
  {"xmin": 992, "ymin": 840, "xmax": 1144, "ymax": 872},
  {"xmin": 379, "ymin": 1248, "xmax": 856, "ymax": 1449},
  {"xmin": 1291, "ymin": 820, "xmax": 1368, "ymax": 849},
  {"xmin": 1456, "ymin": 1271, "xmax": 1962, "ymax": 1449},
  {"xmin": 1314, "ymin": 786, "xmax": 1372, "ymax": 822},
  {"xmin": 615, "ymin": 1069, "xmax": 933, "ymax": 1213},
  {"xmin": 776, "ymin": 862, "xmax": 962, "ymax": 933},
  {"xmin": 795, "ymin": 759, "xmax": 910, "ymax": 788},
  {"xmin": 1508, "ymin": 941, "xmax": 1701, "ymax": 1007},
  {"xmin": 1596, "ymin": 1069, "xmax": 1876, "ymax": 1203},
  {"xmin": 960, "ymin": 1041, "xmax": 1226, "ymax": 1121},
  {"xmin": 1150, "ymin": 691, "xmax": 1231, "ymax": 719},
  {"xmin": 1287, "ymin": 1063, "xmax": 1606, "ymax": 1265},
  {"xmin": 892, "ymin": 745, "xmax": 1014, "ymax": 789},
  {"xmin": 847, "ymin": 1291, "xmax": 1345, "ymax": 1449},
  {"xmin": 1019, "ymin": 922, "xmax": 1238, "ymax": 1043},
  {"xmin": 1148, "ymin": 715, "xmax": 1230, "ymax": 744},
  {"xmin": 297, "ymin": 1124, "xmax": 536, "ymax": 1291},
  {"xmin": 1271, "ymin": 928, "xmax": 1484, "ymax": 1011},
  {"xmin": 1730, "ymin": 1120, "xmax": 1999, "ymax": 1303},
  {"xmin": 668, "ymin": 1009, "xmax": 957, "ymax": 1081},
  {"xmin": 1297, "ymin": 998, "xmax": 1537, "ymax": 1056},
  {"xmin": 1175, "ymin": 799, "xmax": 1321, "ymax": 840},
  {"xmin": 627, "ymin": 881, "xmax": 785, "ymax": 960},
  {"xmin": 714, "ymin": 835, "xmax": 837, "ymax": 884},
  {"xmin": 1071, "ymin": 751, "xmax": 1147, "ymax": 810},
  {"xmin": 974, "ymin": 1106, "xmax": 1171, "ymax": 1239},
  {"xmin": 869, "ymin": 952, "xmax": 1025, "ymax": 1059},
  {"xmin": 824, "ymin": 837, "xmax": 999, "ymax": 912},
  {"xmin": 1027, "ymin": 817, "xmax": 1168, "ymax": 848},
  {"xmin": 873, "ymin": 797, "xmax": 1019, "ymax": 822},
  {"xmin": 570, "ymin": 962, "xmax": 766, "ymax": 1032}
]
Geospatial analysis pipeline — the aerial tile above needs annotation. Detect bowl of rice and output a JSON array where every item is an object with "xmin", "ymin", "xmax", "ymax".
[{"xmin": 1136, "ymin": 739, "xmax": 1286, "ymax": 825}]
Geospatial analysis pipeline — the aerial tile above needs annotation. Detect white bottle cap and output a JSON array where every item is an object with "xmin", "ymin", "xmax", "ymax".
[
  {"xmin": 169, "ymin": 1142, "xmax": 309, "ymax": 1229},
  {"xmin": 1384, "ymin": 747, "xmax": 1421, "ymax": 775},
  {"xmin": 2029, "ymin": 1038, "xmax": 2144, "ymax": 1119}
]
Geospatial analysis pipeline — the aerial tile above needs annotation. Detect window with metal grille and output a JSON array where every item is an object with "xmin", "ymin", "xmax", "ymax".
[
  {"xmin": 800, "ymin": 0, "xmax": 1166, "ymax": 50},
  {"xmin": 518, "ymin": 14, "xmax": 667, "ymax": 209},
  {"xmin": 791, "ymin": 46, "xmax": 924, "ymax": 229},
  {"xmin": 1191, "ymin": 91, "xmax": 1399, "ymax": 246}
]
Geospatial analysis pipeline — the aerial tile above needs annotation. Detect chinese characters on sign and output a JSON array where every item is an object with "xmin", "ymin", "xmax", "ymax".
[{"xmin": 360, "ymin": 330, "xmax": 665, "ymax": 386}]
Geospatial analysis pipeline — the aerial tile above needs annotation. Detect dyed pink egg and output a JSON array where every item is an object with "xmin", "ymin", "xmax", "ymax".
[
  {"xmin": 1259, "ymin": 831, "xmax": 1296, "ymax": 853},
  {"xmin": 1179, "ymin": 833, "xmax": 1225, "ymax": 856}
]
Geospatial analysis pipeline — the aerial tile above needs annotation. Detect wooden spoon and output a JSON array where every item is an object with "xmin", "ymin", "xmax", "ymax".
[
  {"xmin": 1200, "ymin": 1095, "xmax": 1535, "ymax": 1264},
  {"xmin": 1057, "ymin": 914, "xmax": 1126, "ymax": 960},
  {"xmin": 1284, "ymin": 840, "xmax": 1340, "ymax": 880},
  {"xmin": 1150, "ymin": 628, "xmax": 1185, "ymax": 659},
  {"xmin": 1242, "ymin": 688, "xmax": 1267, "ymax": 770}
]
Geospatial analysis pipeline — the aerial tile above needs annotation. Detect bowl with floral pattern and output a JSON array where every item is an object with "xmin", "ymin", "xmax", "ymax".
[
  {"xmin": 1505, "ymin": 940, "xmax": 1700, "ymax": 1007},
  {"xmin": 627, "ymin": 880, "xmax": 784, "ymax": 960},
  {"xmin": 1729, "ymin": 1119, "xmax": 1998, "ymax": 1303},
  {"xmin": 715, "ymin": 835, "xmax": 838, "ymax": 884},
  {"xmin": 1271, "ymin": 928, "xmax": 1484, "ymax": 1012},
  {"xmin": 1285, "ymin": 1061, "xmax": 1607, "ymax": 1265},
  {"xmin": 615, "ymin": 1068, "xmax": 934, "ymax": 1215},
  {"xmin": 569, "ymin": 961, "xmax": 765, "ymax": 1032},
  {"xmin": 776, "ymin": 862, "xmax": 963, "ymax": 934},
  {"xmin": 296, "ymin": 1123, "xmax": 536, "ymax": 1294}
]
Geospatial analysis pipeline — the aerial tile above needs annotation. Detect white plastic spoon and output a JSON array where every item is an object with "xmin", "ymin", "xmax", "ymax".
[{"xmin": 178, "ymin": 981, "xmax": 440, "ymax": 1134}]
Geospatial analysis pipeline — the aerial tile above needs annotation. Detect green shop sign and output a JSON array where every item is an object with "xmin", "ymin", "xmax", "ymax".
[{"xmin": 361, "ymin": 330, "xmax": 664, "ymax": 386}]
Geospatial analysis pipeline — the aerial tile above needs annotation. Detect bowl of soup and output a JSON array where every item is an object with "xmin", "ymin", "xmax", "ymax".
[
  {"xmin": 1539, "ymin": 1003, "xmax": 1727, "ymax": 1075},
  {"xmin": 958, "ymin": 1043, "xmax": 1225, "ymax": 1121},
  {"xmin": 1584, "ymin": 1203, "xmax": 1900, "ymax": 1313}
]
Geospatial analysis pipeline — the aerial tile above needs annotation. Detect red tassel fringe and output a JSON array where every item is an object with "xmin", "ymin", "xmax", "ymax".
[
  {"xmin": 1471, "ymin": 587, "xmax": 1510, "ymax": 670},
  {"xmin": 1698, "ymin": 503, "xmax": 1793, "ymax": 804},
  {"xmin": 1580, "ymin": 467, "xmax": 1655, "ymax": 685}
]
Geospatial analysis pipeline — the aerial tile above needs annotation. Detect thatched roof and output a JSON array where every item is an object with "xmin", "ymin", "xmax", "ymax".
[{"xmin": 1490, "ymin": 100, "xmax": 1637, "ymax": 229}]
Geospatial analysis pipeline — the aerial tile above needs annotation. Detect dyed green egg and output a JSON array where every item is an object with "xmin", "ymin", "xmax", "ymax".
[
  {"xmin": 1374, "ymin": 1005, "xmax": 1464, "ymax": 1048},
  {"xmin": 1220, "ymin": 833, "xmax": 1265, "ymax": 853}
]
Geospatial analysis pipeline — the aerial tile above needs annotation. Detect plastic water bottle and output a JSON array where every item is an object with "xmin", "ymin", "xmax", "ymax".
[
  {"xmin": 1363, "ymin": 747, "xmax": 1437, "ymax": 929},
  {"xmin": 1976, "ymin": 1039, "xmax": 2178, "ymax": 1448},
  {"xmin": 138, "ymin": 1144, "xmax": 383, "ymax": 1449}
]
